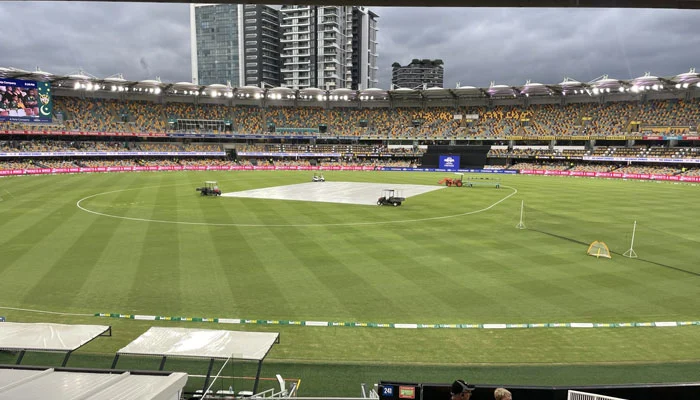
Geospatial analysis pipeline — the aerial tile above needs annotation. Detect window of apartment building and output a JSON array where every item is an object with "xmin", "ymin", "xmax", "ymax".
[
  {"xmin": 245, "ymin": 26, "xmax": 256, "ymax": 31},
  {"xmin": 246, "ymin": 55, "xmax": 258, "ymax": 60},
  {"xmin": 247, "ymin": 70, "xmax": 258, "ymax": 75},
  {"xmin": 244, "ymin": 11, "xmax": 256, "ymax": 16},
  {"xmin": 245, "ymin": 33, "xmax": 258, "ymax": 38},
  {"xmin": 246, "ymin": 62, "xmax": 258, "ymax": 67}
]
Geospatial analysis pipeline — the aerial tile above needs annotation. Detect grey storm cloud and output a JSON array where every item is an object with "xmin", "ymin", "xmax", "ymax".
[
  {"xmin": 376, "ymin": 7, "xmax": 700, "ymax": 88},
  {"xmin": 1, "ymin": 2, "xmax": 699, "ymax": 89}
]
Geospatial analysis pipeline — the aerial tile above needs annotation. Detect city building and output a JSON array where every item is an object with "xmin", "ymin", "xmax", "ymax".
[
  {"xmin": 190, "ymin": 4, "xmax": 281, "ymax": 87},
  {"xmin": 280, "ymin": 5, "xmax": 378, "ymax": 90},
  {"xmin": 391, "ymin": 59, "xmax": 444, "ymax": 89},
  {"xmin": 351, "ymin": 7, "xmax": 379, "ymax": 90}
]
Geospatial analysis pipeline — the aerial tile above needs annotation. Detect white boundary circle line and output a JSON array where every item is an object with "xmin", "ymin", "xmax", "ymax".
[{"xmin": 76, "ymin": 185, "xmax": 519, "ymax": 227}]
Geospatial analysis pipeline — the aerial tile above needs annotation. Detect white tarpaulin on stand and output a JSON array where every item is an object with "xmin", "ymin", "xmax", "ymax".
[
  {"xmin": 0, "ymin": 322, "xmax": 110, "ymax": 352},
  {"xmin": 117, "ymin": 327, "xmax": 279, "ymax": 360}
]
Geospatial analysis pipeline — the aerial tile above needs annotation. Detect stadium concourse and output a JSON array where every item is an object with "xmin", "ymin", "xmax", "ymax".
[{"xmin": 1, "ymin": 66, "xmax": 700, "ymax": 178}]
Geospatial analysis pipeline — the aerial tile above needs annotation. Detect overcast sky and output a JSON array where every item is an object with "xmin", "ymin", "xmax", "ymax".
[{"xmin": 1, "ymin": 2, "xmax": 699, "ymax": 89}]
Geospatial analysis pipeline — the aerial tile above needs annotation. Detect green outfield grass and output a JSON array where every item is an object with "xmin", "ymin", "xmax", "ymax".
[{"xmin": 1, "ymin": 171, "xmax": 699, "ymax": 395}]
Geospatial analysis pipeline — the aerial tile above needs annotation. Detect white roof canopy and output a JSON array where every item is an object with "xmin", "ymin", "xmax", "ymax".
[
  {"xmin": 0, "ymin": 367, "xmax": 187, "ymax": 400},
  {"xmin": 117, "ymin": 327, "xmax": 279, "ymax": 361},
  {"xmin": 0, "ymin": 322, "xmax": 111, "ymax": 352}
]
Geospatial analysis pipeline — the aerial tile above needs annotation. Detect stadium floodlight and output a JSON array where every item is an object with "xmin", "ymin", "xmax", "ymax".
[
  {"xmin": 652, "ymin": 84, "xmax": 659, "ymax": 90},
  {"xmin": 697, "ymin": 82, "xmax": 700, "ymax": 88},
  {"xmin": 211, "ymin": 91, "xmax": 218, "ymax": 98},
  {"xmin": 631, "ymin": 86, "xmax": 639, "ymax": 93},
  {"xmin": 317, "ymin": 94, "xmax": 323, "ymax": 101},
  {"xmin": 155, "ymin": 87, "xmax": 161, "ymax": 95},
  {"xmin": 592, "ymin": 88, "xmax": 599, "ymax": 95},
  {"xmin": 343, "ymin": 95, "xmax": 348, "ymax": 101},
  {"xmin": 605, "ymin": 88, "xmax": 611, "ymax": 93},
  {"xmin": 86, "ymin": 82, "xmax": 93, "ymax": 91},
  {"xmin": 618, "ymin": 87, "xmax": 625, "ymax": 92},
  {"xmin": 111, "ymin": 85, "xmax": 117, "ymax": 92},
  {"xmin": 683, "ymin": 83, "xmax": 689, "ymax": 88},
  {"xmin": 676, "ymin": 83, "xmax": 682, "ymax": 89}
]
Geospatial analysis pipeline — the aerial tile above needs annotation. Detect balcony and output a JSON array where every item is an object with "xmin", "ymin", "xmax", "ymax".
[
  {"xmin": 281, "ymin": 52, "xmax": 310, "ymax": 58},
  {"xmin": 261, "ymin": 9, "xmax": 277, "ymax": 19},
  {"xmin": 281, "ymin": 67, "xmax": 311, "ymax": 74}
]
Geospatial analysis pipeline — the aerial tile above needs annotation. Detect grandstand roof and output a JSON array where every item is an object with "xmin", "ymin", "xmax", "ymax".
[
  {"xmin": 3, "ymin": 65, "xmax": 699, "ymax": 102},
  {"xmin": 78, "ymin": 0, "xmax": 700, "ymax": 9},
  {"xmin": 0, "ymin": 366, "xmax": 187, "ymax": 400}
]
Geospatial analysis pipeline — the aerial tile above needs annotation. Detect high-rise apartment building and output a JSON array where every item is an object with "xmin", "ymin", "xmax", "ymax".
[
  {"xmin": 190, "ymin": 4, "xmax": 281, "ymax": 87},
  {"xmin": 191, "ymin": 4, "xmax": 376, "ymax": 90},
  {"xmin": 391, "ymin": 59, "xmax": 444, "ymax": 89},
  {"xmin": 280, "ymin": 5, "xmax": 378, "ymax": 90},
  {"xmin": 351, "ymin": 7, "xmax": 379, "ymax": 90}
]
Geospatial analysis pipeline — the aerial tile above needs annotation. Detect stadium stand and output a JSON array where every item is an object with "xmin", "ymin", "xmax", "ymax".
[{"xmin": 1, "ymin": 88, "xmax": 700, "ymax": 177}]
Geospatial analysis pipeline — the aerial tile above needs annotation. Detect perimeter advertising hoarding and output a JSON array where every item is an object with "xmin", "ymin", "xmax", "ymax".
[
  {"xmin": 438, "ymin": 155, "xmax": 460, "ymax": 170},
  {"xmin": 0, "ymin": 78, "xmax": 52, "ymax": 123}
]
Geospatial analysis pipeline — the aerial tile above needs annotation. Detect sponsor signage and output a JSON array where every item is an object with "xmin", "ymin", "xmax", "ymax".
[
  {"xmin": 399, "ymin": 386, "xmax": 416, "ymax": 399},
  {"xmin": 0, "ymin": 151, "xmax": 225, "ymax": 158},
  {"xmin": 583, "ymin": 156, "xmax": 700, "ymax": 164},
  {"xmin": 237, "ymin": 152, "xmax": 341, "ymax": 157},
  {"xmin": 439, "ymin": 155, "xmax": 460, "ymax": 170},
  {"xmin": 0, "ymin": 130, "xmax": 167, "ymax": 137},
  {"xmin": 519, "ymin": 169, "xmax": 700, "ymax": 182}
]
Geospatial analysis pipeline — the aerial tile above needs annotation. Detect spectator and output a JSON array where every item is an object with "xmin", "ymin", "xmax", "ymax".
[
  {"xmin": 450, "ymin": 380, "xmax": 475, "ymax": 400},
  {"xmin": 494, "ymin": 388, "xmax": 512, "ymax": 400}
]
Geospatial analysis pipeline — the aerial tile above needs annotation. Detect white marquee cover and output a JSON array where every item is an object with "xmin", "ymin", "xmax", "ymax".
[
  {"xmin": 117, "ymin": 327, "xmax": 279, "ymax": 361},
  {"xmin": 0, "ymin": 322, "xmax": 110, "ymax": 352}
]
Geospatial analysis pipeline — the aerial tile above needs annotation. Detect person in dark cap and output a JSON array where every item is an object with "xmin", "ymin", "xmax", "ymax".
[{"xmin": 450, "ymin": 379, "xmax": 475, "ymax": 400}]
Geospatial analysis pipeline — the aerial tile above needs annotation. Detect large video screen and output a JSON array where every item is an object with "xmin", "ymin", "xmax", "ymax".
[{"xmin": 0, "ymin": 78, "xmax": 52, "ymax": 123}]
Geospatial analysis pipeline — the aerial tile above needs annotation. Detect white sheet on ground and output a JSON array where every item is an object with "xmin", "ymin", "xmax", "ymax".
[{"xmin": 222, "ymin": 181, "xmax": 443, "ymax": 205}]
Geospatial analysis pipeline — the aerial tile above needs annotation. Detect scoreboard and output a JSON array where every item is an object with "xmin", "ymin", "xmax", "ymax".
[{"xmin": 0, "ymin": 78, "xmax": 53, "ymax": 123}]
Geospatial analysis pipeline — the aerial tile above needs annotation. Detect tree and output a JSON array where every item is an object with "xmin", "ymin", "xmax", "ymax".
[{"xmin": 392, "ymin": 62, "xmax": 401, "ymax": 69}]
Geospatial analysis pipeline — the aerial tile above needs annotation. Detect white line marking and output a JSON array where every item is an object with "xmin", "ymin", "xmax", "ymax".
[{"xmin": 76, "ymin": 185, "xmax": 518, "ymax": 227}]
